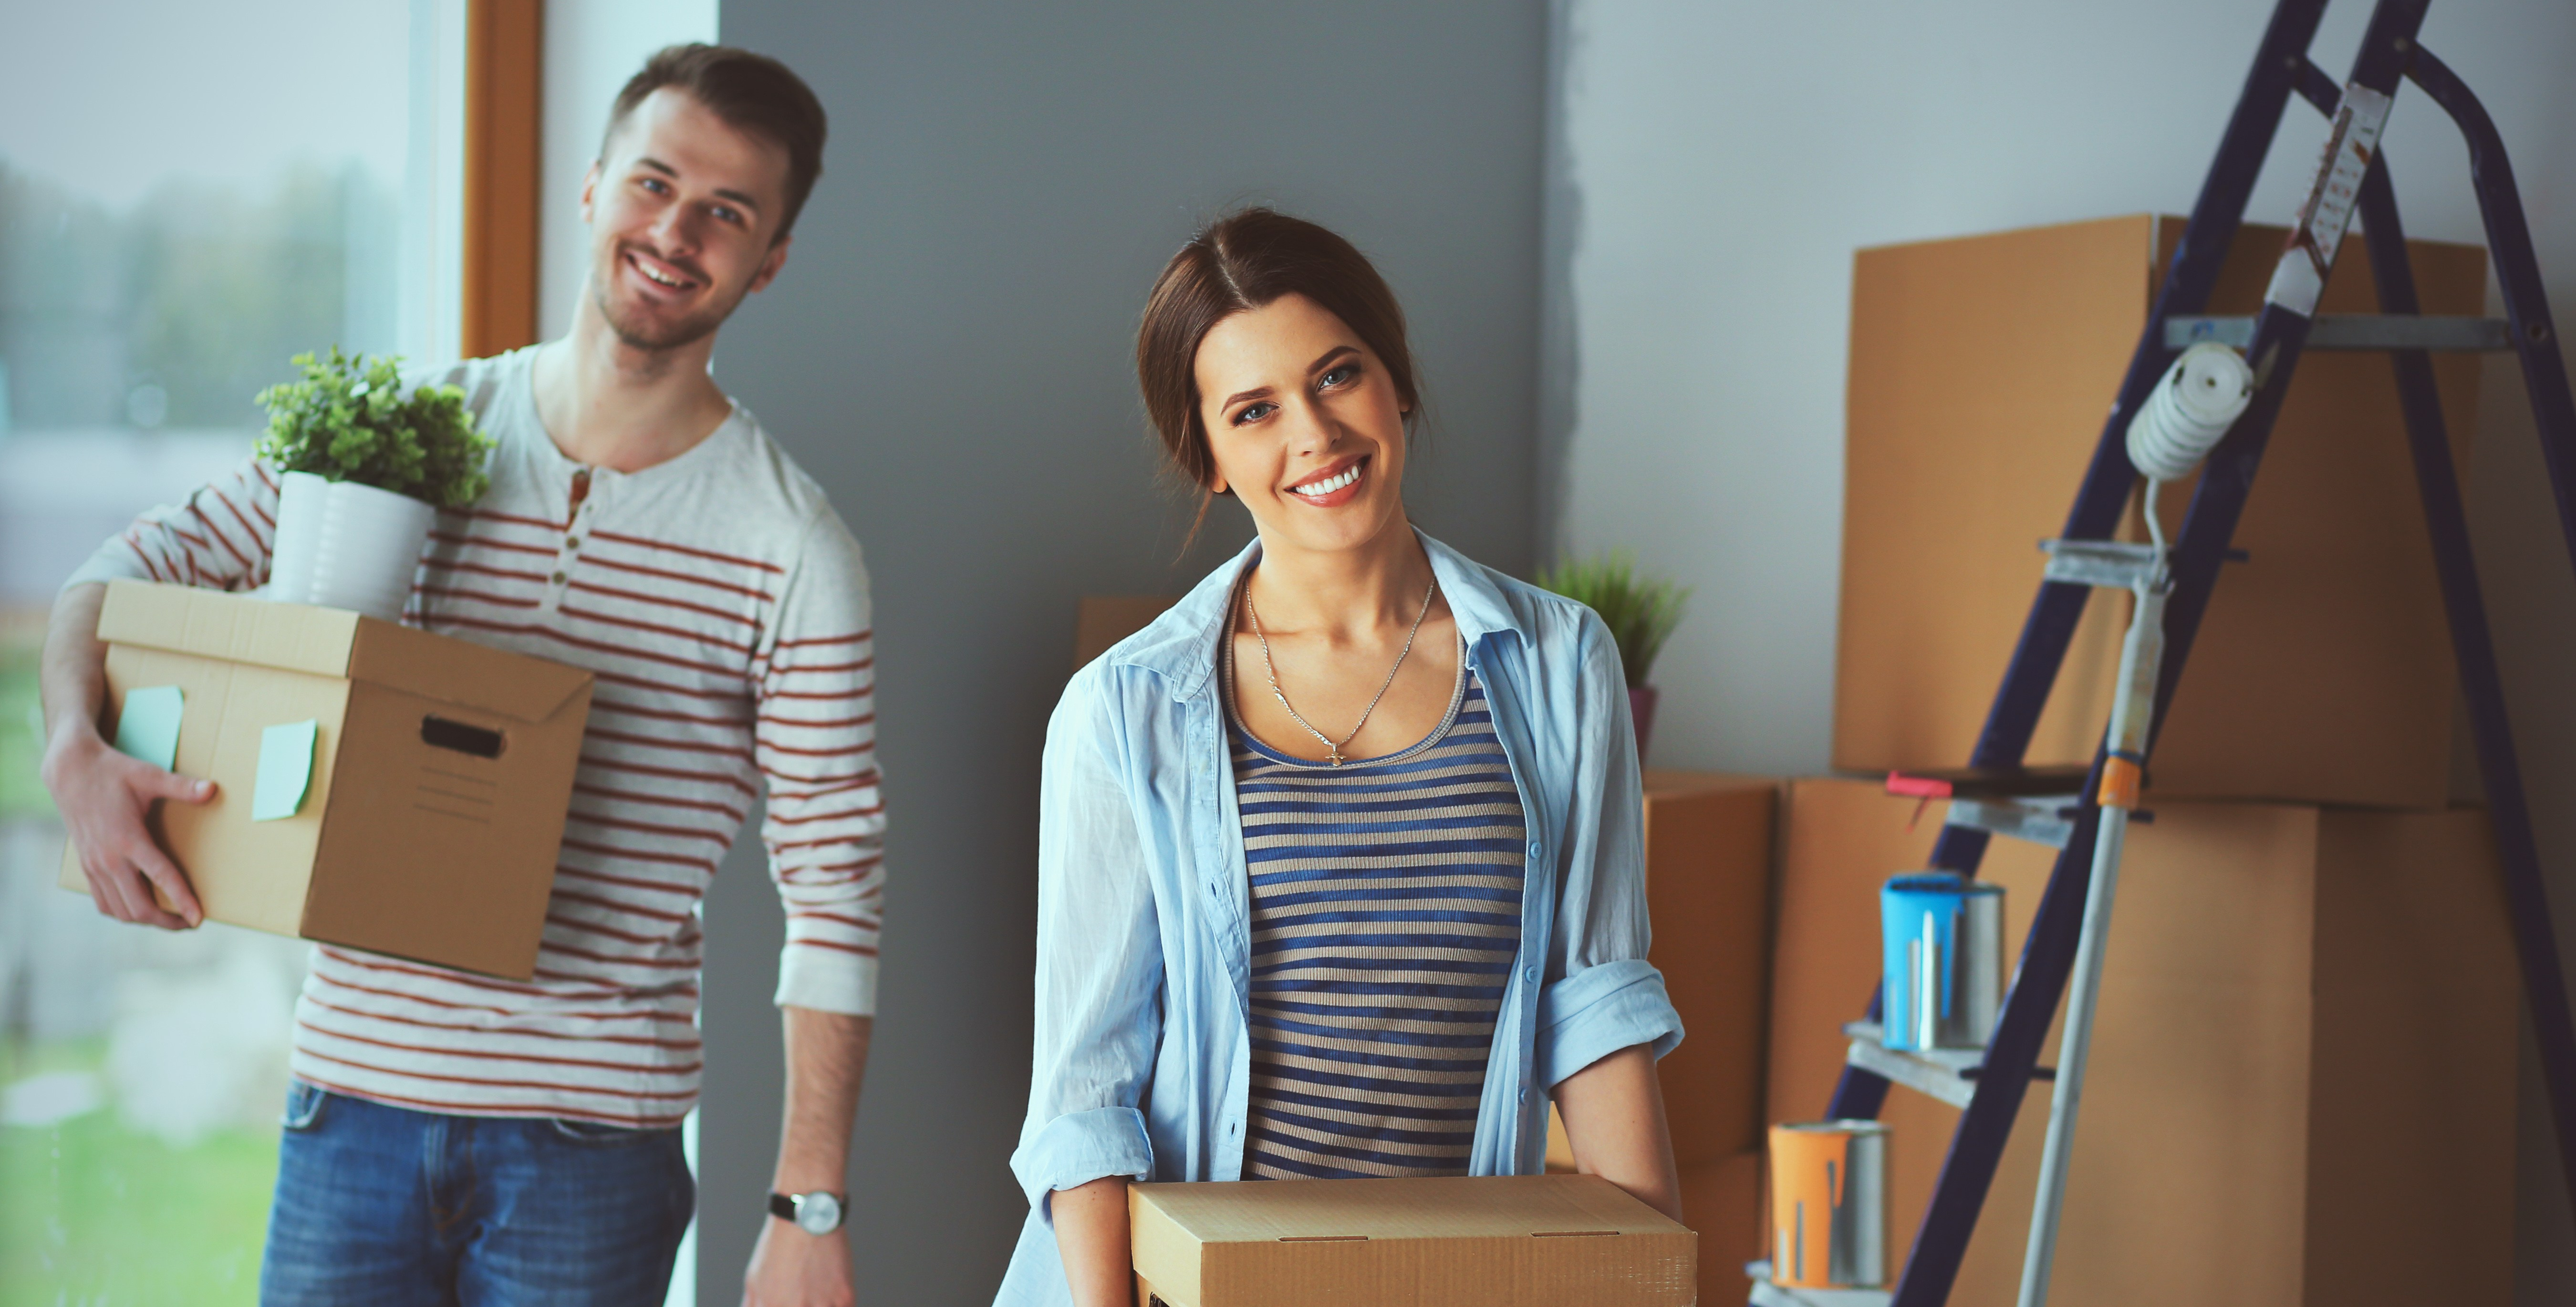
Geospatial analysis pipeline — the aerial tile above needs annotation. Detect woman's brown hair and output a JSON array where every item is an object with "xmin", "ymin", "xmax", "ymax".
[{"xmin": 1136, "ymin": 208, "xmax": 1420, "ymax": 525}]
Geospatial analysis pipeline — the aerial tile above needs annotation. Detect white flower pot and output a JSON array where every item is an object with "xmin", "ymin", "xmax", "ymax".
[{"xmin": 267, "ymin": 470, "xmax": 437, "ymax": 621}]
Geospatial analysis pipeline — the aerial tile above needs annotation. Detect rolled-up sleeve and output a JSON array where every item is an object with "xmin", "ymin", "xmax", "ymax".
[
  {"xmin": 1008, "ymin": 664, "xmax": 1164, "ymax": 1218},
  {"xmin": 1537, "ymin": 610, "xmax": 1684, "ymax": 1090}
]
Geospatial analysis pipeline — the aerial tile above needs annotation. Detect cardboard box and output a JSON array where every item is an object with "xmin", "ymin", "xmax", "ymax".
[
  {"xmin": 61, "ymin": 580, "xmax": 592, "ymax": 980},
  {"xmin": 1641, "ymin": 771, "xmax": 1778, "ymax": 1168},
  {"xmin": 1835, "ymin": 215, "xmax": 2487, "ymax": 808},
  {"xmin": 1129, "ymin": 1174, "xmax": 1695, "ymax": 1307},
  {"xmin": 1764, "ymin": 778, "xmax": 2516, "ymax": 1306}
]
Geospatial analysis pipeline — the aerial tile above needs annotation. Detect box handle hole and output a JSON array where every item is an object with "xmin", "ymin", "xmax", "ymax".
[{"xmin": 422, "ymin": 716, "xmax": 504, "ymax": 758}]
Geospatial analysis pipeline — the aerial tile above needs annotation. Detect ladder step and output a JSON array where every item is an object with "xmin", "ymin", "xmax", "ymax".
[
  {"xmin": 1745, "ymin": 1262, "xmax": 1892, "ymax": 1307},
  {"xmin": 2164, "ymin": 313, "xmax": 2512, "ymax": 352},
  {"xmin": 1843, "ymin": 1022, "xmax": 1984, "ymax": 1109},
  {"xmin": 1842, "ymin": 1023, "xmax": 2053, "ymax": 1108},
  {"xmin": 1946, "ymin": 795, "xmax": 2079, "ymax": 849}
]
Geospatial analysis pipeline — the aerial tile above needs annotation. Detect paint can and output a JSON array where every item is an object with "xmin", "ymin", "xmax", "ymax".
[
  {"xmin": 1768, "ymin": 1120, "xmax": 1890, "ymax": 1290},
  {"xmin": 1880, "ymin": 871, "xmax": 2005, "ymax": 1052}
]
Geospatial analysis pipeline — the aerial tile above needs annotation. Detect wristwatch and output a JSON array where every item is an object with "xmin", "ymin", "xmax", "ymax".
[{"xmin": 768, "ymin": 1190, "xmax": 847, "ymax": 1235}]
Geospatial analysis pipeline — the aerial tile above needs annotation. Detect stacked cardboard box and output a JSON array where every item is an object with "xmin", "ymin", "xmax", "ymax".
[
  {"xmin": 1766, "ymin": 779, "xmax": 2515, "ymax": 1305},
  {"xmin": 1548, "ymin": 771, "xmax": 1776, "ymax": 1298},
  {"xmin": 1835, "ymin": 215, "xmax": 2487, "ymax": 807},
  {"xmin": 1778, "ymin": 215, "xmax": 2516, "ymax": 1304}
]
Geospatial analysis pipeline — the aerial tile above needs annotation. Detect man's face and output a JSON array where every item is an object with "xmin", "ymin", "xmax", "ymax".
[{"xmin": 582, "ymin": 87, "xmax": 794, "ymax": 353}]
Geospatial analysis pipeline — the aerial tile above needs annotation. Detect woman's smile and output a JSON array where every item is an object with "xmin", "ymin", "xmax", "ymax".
[{"xmin": 1286, "ymin": 455, "xmax": 1369, "ymax": 507}]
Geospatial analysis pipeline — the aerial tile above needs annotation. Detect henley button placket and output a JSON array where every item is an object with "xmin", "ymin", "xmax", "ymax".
[{"xmin": 543, "ymin": 468, "xmax": 595, "ymax": 614}]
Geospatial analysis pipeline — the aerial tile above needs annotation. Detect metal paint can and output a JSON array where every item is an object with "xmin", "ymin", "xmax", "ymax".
[
  {"xmin": 1768, "ymin": 1120, "xmax": 1890, "ymax": 1290},
  {"xmin": 1880, "ymin": 871, "xmax": 2006, "ymax": 1052}
]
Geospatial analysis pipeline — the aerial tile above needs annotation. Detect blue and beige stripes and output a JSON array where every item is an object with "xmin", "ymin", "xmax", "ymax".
[{"xmin": 1227, "ymin": 655, "xmax": 1528, "ymax": 1179}]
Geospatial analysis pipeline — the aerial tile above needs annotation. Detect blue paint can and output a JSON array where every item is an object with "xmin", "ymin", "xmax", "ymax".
[{"xmin": 1880, "ymin": 872, "xmax": 2005, "ymax": 1052}]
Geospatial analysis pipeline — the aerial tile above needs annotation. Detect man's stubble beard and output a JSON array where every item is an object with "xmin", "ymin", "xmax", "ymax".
[{"xmin": 592, "ymin": 251, "xmax": 755, "ymax": 356}]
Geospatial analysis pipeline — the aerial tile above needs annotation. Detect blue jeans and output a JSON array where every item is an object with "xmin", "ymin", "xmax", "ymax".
[{"xmin": 259, "ymin": 1081, "xmax": 695, "ymax": 1307}]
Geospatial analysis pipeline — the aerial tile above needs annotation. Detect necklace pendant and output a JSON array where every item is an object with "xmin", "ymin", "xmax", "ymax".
[{"xmin": 1328, "ymin": 750, "xmax": 1344, "ymax": 768}]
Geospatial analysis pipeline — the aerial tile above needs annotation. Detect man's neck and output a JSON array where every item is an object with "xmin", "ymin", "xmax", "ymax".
[{"xmin": 530, "ymin": 288, "xmax": 737, "ymax": 473}]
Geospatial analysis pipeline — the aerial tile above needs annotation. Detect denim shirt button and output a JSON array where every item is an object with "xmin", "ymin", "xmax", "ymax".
[
  {"xmin": 1522, "ymin": 965, "xmax": 1539, "ymax": 984},
  {"xmin": 1527, "ymin": 840, "xmax": 1542, "ymax": 859}
]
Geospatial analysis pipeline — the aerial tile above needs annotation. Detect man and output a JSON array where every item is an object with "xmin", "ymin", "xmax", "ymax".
[{"xmin": 38, "ymin": 45, "xmax": 876, "ymax": 1307}]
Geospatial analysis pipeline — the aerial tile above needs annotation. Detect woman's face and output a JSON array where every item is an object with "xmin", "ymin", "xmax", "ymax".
[{"xmin": 1194, "ymin": 293, "xmax": 1412, "ymax": 559}]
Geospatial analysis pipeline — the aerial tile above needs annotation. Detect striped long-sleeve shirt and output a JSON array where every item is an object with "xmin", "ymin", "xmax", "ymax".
[{"xmin": 66, "ymin": 345, "xmax": 883, "ymax": 1126}]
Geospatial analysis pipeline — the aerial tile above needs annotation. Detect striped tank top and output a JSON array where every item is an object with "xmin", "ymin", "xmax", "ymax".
[{"xmin": 1226, "ymin": 637, "xmax": 1528, "ymax": 1179}]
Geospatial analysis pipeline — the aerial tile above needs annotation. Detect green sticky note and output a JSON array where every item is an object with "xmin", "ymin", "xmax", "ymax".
[
  {"xmin": 112, "ymin": 685, "xmax": 185, "ymax": 772},
  {"xmin": 252, "ymin": 720, "xmax": 318, "ymax": 822}
]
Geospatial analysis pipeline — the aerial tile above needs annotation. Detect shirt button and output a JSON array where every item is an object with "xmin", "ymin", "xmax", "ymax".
[
  {"xmin": 1527, "ymin": 841, "xmax": 1542, "ymax": 859},
  {"xmin": 1523, "ymin": 965, "xmax": 1539, "ymax": 984},
  {"xmin": 550, "ymin": 571, "xmax": 567, "ymax": 585},
  {"xmin": 1517, "ymin": 1087, "xmax": 1528, "ymax": 1103},
  {"xmin": 564, "ymin": 536, "xmax": 581, "ymax": 549}
]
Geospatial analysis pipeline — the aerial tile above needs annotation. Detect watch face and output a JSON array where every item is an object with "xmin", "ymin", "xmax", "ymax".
[{"xmin": 794, "ymin": 1192, "xmax": 842, "ymax": 1235}]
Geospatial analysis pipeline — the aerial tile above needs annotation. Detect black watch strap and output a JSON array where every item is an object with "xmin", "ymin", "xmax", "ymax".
[{"xmin": 768, "ymin": 1192, "xmax": 798, "ymax": 1222}]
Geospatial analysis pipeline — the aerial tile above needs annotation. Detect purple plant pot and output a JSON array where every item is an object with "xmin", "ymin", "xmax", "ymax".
[{"xmin": 1628, "ymin": 685, "xmax": 1660, "ymax": 764}]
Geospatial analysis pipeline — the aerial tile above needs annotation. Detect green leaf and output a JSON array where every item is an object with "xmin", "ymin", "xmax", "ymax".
[
  {"xmin": 251, "ymin": 347, "xmax": 495, "ymax": 507},
  {"xmin": 1532, "ymin": 551, "xmax": 1691, "ymax": 690}
]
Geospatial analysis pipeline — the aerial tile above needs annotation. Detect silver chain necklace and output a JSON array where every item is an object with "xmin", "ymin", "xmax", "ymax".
[{"xmin": 1244, "ymin": 573, "xmax": 1440, "ymax": 767}]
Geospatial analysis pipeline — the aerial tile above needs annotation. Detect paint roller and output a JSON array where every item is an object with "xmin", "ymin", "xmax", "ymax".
[{"xmin": 2125, "ymin": 341, "xmax": 2255, "ymax": 545}]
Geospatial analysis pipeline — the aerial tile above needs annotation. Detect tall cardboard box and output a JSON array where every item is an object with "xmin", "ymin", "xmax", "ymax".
[
  {"xmin": 1641, "ymin": 771, "xmax": 1776, "ymax": 1167},
  {"xmin": 1834, "ymin": 216, "xmax": 2487, "ymax": 807},
  {"xmin": 1130, "ymin": 1174, "xmax": 1695, "ymax": 1307},
  {"xmin": 61, "ymin": 581, "xmax": 592, "ymax": 980},
  {"xmin": 1765, "ymin": 778, "xmax": 2517, "ymax": 1306}
]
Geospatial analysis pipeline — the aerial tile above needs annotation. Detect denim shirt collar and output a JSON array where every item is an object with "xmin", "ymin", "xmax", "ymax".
[{"xmin": 1111, "ymin": 527, "xmax": 1528, "ymax": 702}]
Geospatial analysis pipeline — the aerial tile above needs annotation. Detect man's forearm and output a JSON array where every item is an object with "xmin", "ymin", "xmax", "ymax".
[
  {"xmin": 40, "ymin": 583, "xmax": 109, "ymax": 746},
  {"xmin": 773, "ymin": 1006, "xmax": 872, "ymax": 1195}
]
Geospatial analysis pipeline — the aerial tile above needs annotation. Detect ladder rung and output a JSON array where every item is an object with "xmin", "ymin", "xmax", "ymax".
[
  {"xmin": 1843, "ymin": 1023, "xmax": 1983, "ymax": 1110},
  {"xmin": 1946, "ymin": 796, "xmax": 2078, "ymax": 849},
  {"xmin": 1746, "ymin": 1262, "xmax": 1893, "ymax": 1307},
  {"xmin": 2164, "ymin": 313, "xmax": 2513, "ymax": 352},
  {"xmin": 2040, "ymin": 537, "xmax": 2161, "ymax": 589}
]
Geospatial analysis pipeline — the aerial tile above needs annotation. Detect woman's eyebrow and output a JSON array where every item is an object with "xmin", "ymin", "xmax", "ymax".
[
  {"xmin": 1219, "ymin": 383, "xmax": 1275, "ymax": 410},
  {"xmin": 1307, "ymin": 345, "xmax": 1361, "ymax": 373}
]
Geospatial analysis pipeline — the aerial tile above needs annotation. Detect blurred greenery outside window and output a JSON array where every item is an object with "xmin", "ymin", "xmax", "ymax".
[{"xmin": 0, "ymin": 3, "xmax": 437, "ymax": 1301}]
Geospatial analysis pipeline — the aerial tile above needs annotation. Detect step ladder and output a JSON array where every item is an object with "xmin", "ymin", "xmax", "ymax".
[{"xmin": 1749, "ymin": 2, "xmax": 2576, "ymax": 1304}]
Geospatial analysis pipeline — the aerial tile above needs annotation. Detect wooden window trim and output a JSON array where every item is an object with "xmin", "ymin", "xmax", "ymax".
[{"xmin": 462, "ymin": 0, "xmax": 544, "ymax": 358}]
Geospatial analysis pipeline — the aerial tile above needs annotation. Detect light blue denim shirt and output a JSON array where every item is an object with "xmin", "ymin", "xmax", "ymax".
[{"xmin": 992, "ymin": 529, "xmax": 1683, "ymax": 1305}]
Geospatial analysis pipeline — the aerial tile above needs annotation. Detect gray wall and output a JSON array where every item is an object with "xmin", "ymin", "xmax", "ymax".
[
  {"xmin": 1549, "ymin": 0, "xmax": 2576, "ymax": 1299},
  {"xmin": 697, "ymin": 3, "xmax": 1547, "ymax": 1300}
]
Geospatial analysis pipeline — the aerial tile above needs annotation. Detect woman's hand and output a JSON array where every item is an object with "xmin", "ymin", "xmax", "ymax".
[
  {"xmin": 1553, "ymin": 1043, "xmax": 1684, "ymax": 1223},
  {"xmin": 1052, "ymin": 1176, "xmax": 1135, "ymax": 1307}
]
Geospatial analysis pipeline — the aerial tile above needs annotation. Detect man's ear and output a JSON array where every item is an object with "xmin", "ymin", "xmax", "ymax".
[
  {"xmin": 748, "ymin": 232, "xmax": 793, "ymax": 294},
  {"xmin": 579, "ymin": 160, "xmax": 602, "ymax": 225}
]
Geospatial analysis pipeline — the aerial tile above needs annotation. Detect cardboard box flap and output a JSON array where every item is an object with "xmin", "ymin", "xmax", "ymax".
[
  {"xmin": 97, "ymin": 580, "xmax": 360, "ymax": 678},
  {"xmin": 346, "ymin": 618, "xmax": 591, "ymax": 722}
]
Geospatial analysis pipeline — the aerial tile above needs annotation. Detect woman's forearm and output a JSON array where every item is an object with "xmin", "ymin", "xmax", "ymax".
[
  {"xmin": 1553, "ymin": 1042, "xmax": 1684, "ymax": 1223},
  {"xmin": 1052, "ymin": 1176, "xmax": 1134, "ymax": 1307}
]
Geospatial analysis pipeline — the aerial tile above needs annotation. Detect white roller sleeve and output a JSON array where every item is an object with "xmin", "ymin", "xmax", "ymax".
[{"xmin": 2125, "ymin": 342, "xmax": 2254, "ymax": 482}]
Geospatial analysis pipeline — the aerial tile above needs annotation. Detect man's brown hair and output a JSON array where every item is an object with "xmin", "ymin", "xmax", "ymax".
[
  {"xmin": 1136, "ymin": 208, "xmax": 1421, "ymax": 528},
  {"xmin": 603, "ymin": 43, "xmax": 827, "ymax": 241}
]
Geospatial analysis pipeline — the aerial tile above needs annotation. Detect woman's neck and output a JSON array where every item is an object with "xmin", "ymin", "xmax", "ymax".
[{"xmin": 1244, "ymin": 512, "xmax": 1433, "ymax": 641}]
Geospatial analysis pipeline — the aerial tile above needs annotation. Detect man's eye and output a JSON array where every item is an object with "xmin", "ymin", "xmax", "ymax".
[
  {"xmin": 639, "ymin": 177, "xmax": 669, "ymax": 194},
  {"xmin": 1232, "ymin": 402, "xmax": 1276, "ymax": 426},
  {"xmin": 1319, "ymin": 364, "xmax": 1359, "ymax": 389},
  {"xmin": 710, "ymin": 205, "xmax": 742, "ymax": 225}
]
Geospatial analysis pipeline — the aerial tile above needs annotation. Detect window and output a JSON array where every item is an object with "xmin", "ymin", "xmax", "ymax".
[{"xmin": 0, "ymin": 2, "xmax": 462, "ymax": 1298}]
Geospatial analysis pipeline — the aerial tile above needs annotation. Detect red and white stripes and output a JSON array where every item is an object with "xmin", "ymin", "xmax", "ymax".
[{"xmin": 70, "ymin": 347, "xmax": 882, "ymax": 1126}]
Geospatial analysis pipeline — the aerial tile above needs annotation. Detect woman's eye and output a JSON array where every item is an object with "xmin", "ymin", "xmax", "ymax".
[
  {"xmin": 1232, "ymin": 402, "xmax": 1277, "ymax": 426},
  {"xmin": 1319, "ymin": 364, "xmax": 1359, "ymax": 389}
]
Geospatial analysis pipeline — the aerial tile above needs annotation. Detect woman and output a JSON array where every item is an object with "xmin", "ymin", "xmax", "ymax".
[{"xmin": 996, "ymin": 208, "xmax": 1683, "ymax": 1307}]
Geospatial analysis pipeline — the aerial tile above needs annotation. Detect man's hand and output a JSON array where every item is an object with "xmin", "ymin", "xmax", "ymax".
[
  {"xmin": 42, "ymin": 714, "xmax": 213, "ymax": 930},
  {"xmin": 743, "ymin": 1218, "xmax": 854, "ymax": 1307}
]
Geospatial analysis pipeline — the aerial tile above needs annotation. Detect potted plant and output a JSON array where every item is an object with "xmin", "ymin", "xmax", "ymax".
[
  {"xmin": 254, "ymin": 348, "xmax": 494, "ymax": 621},
  {"xmin": 1534, "ymin": 551, "xmax": 1690, "ymax": 760}
]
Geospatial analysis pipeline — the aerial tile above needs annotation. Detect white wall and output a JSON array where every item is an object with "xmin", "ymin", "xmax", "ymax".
[
  {"xmin": 1552, "ymin": 0, "xmax": 2576, "ymax": 1298},
  {"xmin": 540, "ymin": 0, "xmax": 720, "ymax": 342}
]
